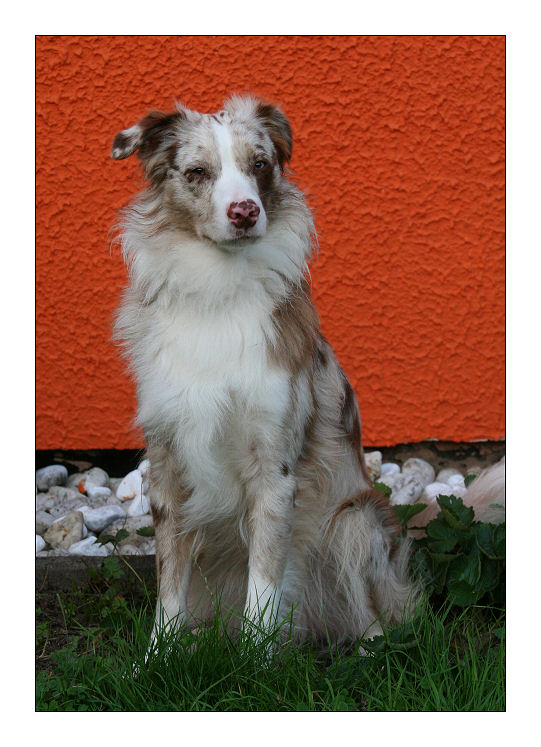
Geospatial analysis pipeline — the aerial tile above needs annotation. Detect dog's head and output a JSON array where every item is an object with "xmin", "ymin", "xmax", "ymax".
[{"xmin": 112, "ymin": 96, "xmax": 292, "ymax": 246}]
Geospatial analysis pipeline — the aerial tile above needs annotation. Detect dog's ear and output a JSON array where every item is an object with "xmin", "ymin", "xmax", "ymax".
[
  {"xmin": 255, "ymin": 101, "xmax": 292, "ymax": 170},
  {"xmin": 111, "ymin": 110, "xmax": 183, "ymax": 161}
]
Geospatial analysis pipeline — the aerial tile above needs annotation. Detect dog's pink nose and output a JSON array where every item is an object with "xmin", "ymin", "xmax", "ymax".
[{"xmin": 227, "ymin": 200, "xmax": 260, "ymax": 229}]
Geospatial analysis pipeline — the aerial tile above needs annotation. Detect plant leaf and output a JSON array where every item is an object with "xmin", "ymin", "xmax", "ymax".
[
  {"xmin": 429, "ymin": 552, "xmax": 460, "ymax": 563},
  {"xmin": 136, "ymin": 526, "xmax": 155, "ymax": 537},
  {"xmin": 493, "ymin": 524, "xmax": 505, "ymax": 558},
  {"xmin": 447, "ymin": 548, "xmax": 481, "ymax": 588},
  {"xmin": 447, "ymin": 581, "xmax": 480, "ymax": 606},
  {"xmin": 437, "ymin": 494, "xmax": 475, "ymax": 530},
  {"xmin": 113, "ymin": 528, "xmax": 130, "ymax": 543},
  {"xmin": 392, "ymin": 503, "xmax": 428, "ymax": 527},
  {"xmin": 477, "ymin": 557, "xmax": 500, "ymax": 594},
  {"xmin": 426, "ymin": 520, "xmax": 458, "ymax": 552},
  {"xmin": 476, "ymin": 524, "xmax": 505, "ymax": 560},
  {"xmin": 374, "ymin": 481, "xmax": 392, "ymax": 498}
]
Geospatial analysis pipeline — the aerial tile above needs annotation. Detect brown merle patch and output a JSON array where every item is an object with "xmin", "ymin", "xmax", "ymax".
[{"xmin": 267, "ymin": 278, "xmax": 320, "ymax": 375}]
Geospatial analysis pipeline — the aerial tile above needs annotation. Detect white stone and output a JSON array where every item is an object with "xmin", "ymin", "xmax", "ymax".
[
  {"xmin": 82, "ymin": 467, "xmax": 110, "ymax": 492},
  {"xmin": 436, "ymin": 468, "xmax": 462, "ymax": 484},
  {"xmin": 44, "ymin": 511, "xmax": 84, "ymax": 549},
  {"xmin": 36, "ymin": 465, "xmax": 68, "ymax": 492},
  {"xmin": 380, "ymin": 462, "xmax": 400, "ymax": 477},
  {"xmin": 364, "ymin": 451, "xmax": 382, "ymax": 481},
  {"xmin": 86, "ymin": 485, "xmax": 112, "ymax": 500},
  {"xmin": 36, "ymin": 493, "xmax": 54, "ymax": 511},
  {"xmin": 117, "ymin": 543, "xmax": 144, "ymax": 555},
  {"xmin": 36, "ymin": 535, "xmax": 46, "ymax": 553},
  {"xmin": 109, "ymin": 477, "xmax": 123, "ymax": 494},
  {"xmin": 390, "ymin": 475, "xmax": 426, "ymax": 506},
  {"xmin": 447, "ymin": 473, "xmax": 465, "ymax": 490},
  {"xmin": 81, "ymin": 504, "xmax": 127, "ymax": 533},
  {"xmin": 47, "ymin": 496, "xmax": 86, "ymax": 519},
  {"xmin": 106, "ymin": 492, "xmax": 124, "ymax": 507},
  {"xmin": 377, "ymin": 472, "xmax": 404, "ymax": 491},
  {"xmin": 48, "ymin": 485, "xmax": 80, "ymax": 501},
  {"xmin": 36, "ymin": 510, "xmax": 55, "ymax": 535},
  {"xmin": 116, "ymin": 470, "xmax": 144, "ymax": 501},
  {"xmin": 126, "ymin": 493, "xmax": 151, "ymax": 517},
  {"xmin": 66, "ymin": 472, "xmax": 86, "ymax": 490},
  {"xmin": 68, "ymin": 536, "xmax": 110, "ymax": 556},
  {"xmin": 423, "ymin": 482, "xmax": 454, "ymax": 502},
  {"xmin": 402, "ymin": 458, "xmax": 435, "ymax": 488},
  {"xmin": 45, "ymin": 486, "xmax": 86, "ymax": 517}
]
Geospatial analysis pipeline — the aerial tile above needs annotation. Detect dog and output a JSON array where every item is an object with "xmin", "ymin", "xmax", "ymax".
[{"xmin": 111, "ymin": 95, "xmax": 504, "ymax": 649}]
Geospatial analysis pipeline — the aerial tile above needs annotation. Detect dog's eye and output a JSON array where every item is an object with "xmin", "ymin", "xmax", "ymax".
[
  {"xmin": 254, "ymin": 160, "xmax": 267, "ymax": 170},
  {"xmin": 185, "ymin": 166, "xmax": 208, "ymax": 182}
]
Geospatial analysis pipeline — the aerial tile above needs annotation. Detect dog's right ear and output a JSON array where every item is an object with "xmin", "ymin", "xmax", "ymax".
[{"xmin": 111, "ymin": 110, "xmax": 182, "ymax": 160}]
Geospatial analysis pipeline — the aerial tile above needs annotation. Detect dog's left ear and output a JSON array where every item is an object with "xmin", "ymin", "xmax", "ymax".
[
  {"xmin": 255, "ymin": 101, "xmax": 292, "ymax": 170},
  {"xmin": 111, "ymin": 110, "xmax": 181, "ymax": 160}
]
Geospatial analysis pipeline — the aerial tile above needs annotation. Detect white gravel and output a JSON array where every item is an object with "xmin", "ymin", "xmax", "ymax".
[{"xmin": 35, "ymin": 453, "xmax": 497, "ymax": 556}]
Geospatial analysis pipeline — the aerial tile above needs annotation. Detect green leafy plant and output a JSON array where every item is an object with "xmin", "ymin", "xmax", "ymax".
[
  {"xmin": 98, "ymin": 528, "xmax": 130, "ymax": 549},
  {"xmin": 410, "ymin": 494, "xmax": 505, "ymax": 607}
]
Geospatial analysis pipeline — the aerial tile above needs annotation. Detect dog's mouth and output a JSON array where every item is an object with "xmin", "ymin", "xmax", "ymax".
[
  {"xmin": 205, "ymin": 225, "xmax": 264, "ymax": 251},
  {"xmin": 214, "ymin": 234, "xmax": 256, "ymax": 253}
]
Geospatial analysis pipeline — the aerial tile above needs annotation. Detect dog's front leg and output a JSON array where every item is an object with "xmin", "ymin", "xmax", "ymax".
[
  {"xmin": 150, "ymin": 503, "xmax": 192, "ymax": 645},
  {"xmin": 243, "ymin": 467, "xmax": 296, "ymax": 636}
]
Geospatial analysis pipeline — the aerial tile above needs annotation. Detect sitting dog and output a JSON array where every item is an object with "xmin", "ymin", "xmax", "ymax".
[{"xmin": 111, "ymin": 96, "xmax": 502, "ymax": 647}]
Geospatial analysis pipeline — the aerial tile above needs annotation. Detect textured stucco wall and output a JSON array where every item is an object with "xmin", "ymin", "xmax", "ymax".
[{"xmin": 36, "ymin": 35, "xmax": 505, "ymax": 449}]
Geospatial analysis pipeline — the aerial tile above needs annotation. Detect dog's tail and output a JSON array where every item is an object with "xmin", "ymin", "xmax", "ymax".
[{"xmin": 407, "ymin": 458, "xmax": 505, "ymax": 537}]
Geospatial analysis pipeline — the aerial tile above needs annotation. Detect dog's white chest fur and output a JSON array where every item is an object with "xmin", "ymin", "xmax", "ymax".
[{"xmin": 136, "ymin": 291, "xmax": 290, "ymax": 524}]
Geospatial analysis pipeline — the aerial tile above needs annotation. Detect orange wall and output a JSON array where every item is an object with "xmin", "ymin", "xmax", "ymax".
[{"xmin": 36, "ymin": 36, "xmax": 505, "ymax": 449}]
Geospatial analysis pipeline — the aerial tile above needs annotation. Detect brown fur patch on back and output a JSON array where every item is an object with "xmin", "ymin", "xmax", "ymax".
[{"xmin": 267, "ymin": 278, "xmax": 320, "ymax": 375}]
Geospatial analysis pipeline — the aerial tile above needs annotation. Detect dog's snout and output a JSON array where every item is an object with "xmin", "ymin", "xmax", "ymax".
[{"xmin": 227, "ymin": 200, "xmax": 260, "ymax": 229}]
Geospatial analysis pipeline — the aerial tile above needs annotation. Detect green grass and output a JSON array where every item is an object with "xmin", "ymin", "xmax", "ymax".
[{"xmin": 36, "ymin": 557, "xmax": 504, "ymax": 711}]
